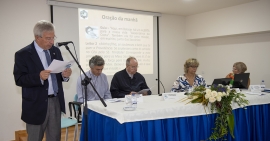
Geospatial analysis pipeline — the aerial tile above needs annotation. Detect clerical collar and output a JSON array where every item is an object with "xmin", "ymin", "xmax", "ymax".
[{"xmin": 126, "ymin": 69, "xmax": 133, "ymax": 79}]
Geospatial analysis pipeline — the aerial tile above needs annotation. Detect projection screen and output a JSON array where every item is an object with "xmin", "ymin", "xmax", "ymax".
[{"xmin": 49, "ymin": 1, "xmax": 161, "ymax": 95}]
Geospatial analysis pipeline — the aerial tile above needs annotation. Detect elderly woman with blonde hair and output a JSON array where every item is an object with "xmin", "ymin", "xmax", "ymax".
[
  {"xmin": 226, "ymin": 62, "xmax": 250, "ymax": 87},
  {"xmin": 171, "ymin": 58, "xmax": 206, "ymax": 92}
]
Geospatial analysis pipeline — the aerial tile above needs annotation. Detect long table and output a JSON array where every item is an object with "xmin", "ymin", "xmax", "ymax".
[{"xmin": 80, "ymin": 93, "xmax": 270, "ymax": 141}]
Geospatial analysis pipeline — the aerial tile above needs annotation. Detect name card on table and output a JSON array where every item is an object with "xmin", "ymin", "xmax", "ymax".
[
  {"xmin": 162, "ymin": 93, "xmax": 179, "ymax": 101},
  {"xmin": 249, "ymin": 85, "xmax": 262, "ymax": 92},
  {"xmin": 124, "ymin": 94, "xmax": 144, "ymax": 103}
]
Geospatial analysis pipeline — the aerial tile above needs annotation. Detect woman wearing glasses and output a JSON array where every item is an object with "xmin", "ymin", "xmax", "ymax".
[{"xmin": 171, "ymin": 58, "xmax": 206, "ymax": 92}]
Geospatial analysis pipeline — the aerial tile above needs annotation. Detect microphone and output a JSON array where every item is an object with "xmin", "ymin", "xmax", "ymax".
[
  {"xmin": 55, "ymin": 41, "xmax": 73, "ymax": 47},
  {"xmin": 156, "ymin": 79, "xmax": 165, "ymax": 96}
]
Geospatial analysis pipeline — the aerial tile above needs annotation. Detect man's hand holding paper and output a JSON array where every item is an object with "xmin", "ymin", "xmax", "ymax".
[
  {"xmin": 47, "ymin": 59, "xmax": 75, "ymax": 73},
  {"xmin": 62, "ymin": 68, "xmax": 72, "ymax": 78}
]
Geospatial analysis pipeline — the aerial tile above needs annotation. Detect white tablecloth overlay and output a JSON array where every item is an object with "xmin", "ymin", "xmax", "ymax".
[{"xmin": 86, "ymin": 91, "xmax": 270, "ymax": 124}]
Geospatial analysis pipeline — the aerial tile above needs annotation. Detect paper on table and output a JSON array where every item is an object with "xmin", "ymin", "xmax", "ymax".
[
  {"xmin": 47, "ymin": 59, "xmax": 75, "ymax": 73},
  {"xmin": 105, "ymin": 98, "xmax": 123, "ymax": 103},
  {"xmin": 245, "ymin": 91, "xmax": 264, "ymax": 96}
]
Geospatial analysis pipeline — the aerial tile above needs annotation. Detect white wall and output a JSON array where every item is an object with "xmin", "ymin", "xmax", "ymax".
[
  {"xmin": 0, "ymin": 0, "xmax": 50, "ymax": 140},
  {"xmin": 185, "ymin": 0, "xmax": 270, "ymax": 39},
  {"xmin": 185, "ymin": 0, "xmax": 270, "ymax": 88},
  {"xmin": 196, "ymin": 32, "xmax": 270, "ymax": 87},
  {"xmin": 159, "ymin": 14, "xmax": 197, "ymax": 93}
]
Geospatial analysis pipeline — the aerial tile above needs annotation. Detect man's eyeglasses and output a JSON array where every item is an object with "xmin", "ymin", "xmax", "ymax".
[
  {"xmin": 40, "ymin": 36, "xmax": 57, "ymax": 41},
  {"xmin": 129, "ymin": 66, "xmax": 139, "ymax": 69}
]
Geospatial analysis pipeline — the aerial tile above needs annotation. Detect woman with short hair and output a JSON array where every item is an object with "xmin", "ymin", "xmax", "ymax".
[
  {"xmin": 226, "ymin": 62, "xmax": 250, "ymax": 87},
  {"xmin": 171, "ymin": 58, "xmax": 206, "ymax": 92}
]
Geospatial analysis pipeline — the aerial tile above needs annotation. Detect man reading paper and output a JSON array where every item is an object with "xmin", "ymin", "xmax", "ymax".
[
  {"xmin": 13, "ymin": 20, "xmax": 72, "ymax": 141},
  {"xmin": 110, "ymin": 57, "xmax": 151, "ymax": 98}
]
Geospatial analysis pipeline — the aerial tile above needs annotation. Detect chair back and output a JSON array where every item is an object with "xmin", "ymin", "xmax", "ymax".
[
  {"xmin": 69, "ymin": 94, "xmax": 83, "ymax": 123},
  {"xmin": 74, "ymin": 94, "xmax": 79, "ymax": 110}
]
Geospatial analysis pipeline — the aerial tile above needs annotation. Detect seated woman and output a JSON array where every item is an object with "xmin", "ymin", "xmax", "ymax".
[
  {"xmin": 171, "ymin": 58, "xmax": 206, "ymax": 92},
  {"xmin": 226, "ymin": 62, "xmax": 250, "ymax": 88}
]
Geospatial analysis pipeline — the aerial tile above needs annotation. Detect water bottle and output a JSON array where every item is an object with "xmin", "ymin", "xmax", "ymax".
[
  {"xmin": 131, "ymin": 93, "xmax": 137, "ymax": 108},
  {"xmin": 187, "ymin": 86, "xmax": 193, "ymax": 99},
  {"xmin": 260, "ymin": 80, "xmax": 265, "ymax": 91}
]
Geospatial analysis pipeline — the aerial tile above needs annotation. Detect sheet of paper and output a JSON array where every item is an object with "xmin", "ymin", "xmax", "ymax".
[
  {"xmin": 137, "ymin": 89, "xmax": 150, "ymax": 94},
  {"xmin": 245, "ymin": 91, "xmax": 264, "ymax": 96},
  {"xmin": 137, "ymin": 85, "xmax": 155, "ymax": 94},
  {"xmin": 47, "ymin": 59, "xmax": 75, "ymax": 73},
  {"xmin": 105, "ymin": 98, "xmax": 123, "ymax": 103}
]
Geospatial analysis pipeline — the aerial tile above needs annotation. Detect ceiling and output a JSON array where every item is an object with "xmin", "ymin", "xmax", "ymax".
[{"xmin": 54, "ymin": 0, "xmax": 257, "ymax": 16}]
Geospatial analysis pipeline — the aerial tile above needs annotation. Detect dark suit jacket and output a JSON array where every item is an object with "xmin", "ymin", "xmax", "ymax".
[
  {"xmin": 110, "ymin": 69, "xmax": 151, "ymax": 98},
  {"xmin": 13, "ymin": 41, "xmax": 66, "ymax": 125}
]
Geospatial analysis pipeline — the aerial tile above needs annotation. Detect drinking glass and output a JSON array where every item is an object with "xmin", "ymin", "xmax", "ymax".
[{"xmin": 125, "ymin": 96, "xmax": 132, "ymax": 107}]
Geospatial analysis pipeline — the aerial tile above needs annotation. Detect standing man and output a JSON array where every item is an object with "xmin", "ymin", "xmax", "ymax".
[
  {"xmin": 110, "ymin": 56, "xmax": 151, "ymax": 98},
  {"xmin": 13, "ymin": 20, "xmax": 72, "ymax": 141},
  {"xmin": 77, "ymin": 55, "xmax": 112, "ymax": 102}
]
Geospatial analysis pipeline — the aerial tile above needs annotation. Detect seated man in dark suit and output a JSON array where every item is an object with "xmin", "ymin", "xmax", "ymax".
[{"xmin": 110, "ymin": 57, "xmax": 151, "ymax": 98}]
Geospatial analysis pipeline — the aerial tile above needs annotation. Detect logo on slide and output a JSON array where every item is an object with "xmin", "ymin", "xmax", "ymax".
[{"xmin": 80, "ymin": 10, "xmax": 88, "ymax": 19}]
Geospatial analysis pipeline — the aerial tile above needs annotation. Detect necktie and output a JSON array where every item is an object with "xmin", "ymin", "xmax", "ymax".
[{"xmin": 44, "ymin": 50, "xmax": 58, "ymax": 95}]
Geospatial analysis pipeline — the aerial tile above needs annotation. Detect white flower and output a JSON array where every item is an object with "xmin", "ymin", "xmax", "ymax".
[
  {"xmin": 226, "ymin": 92, "xmax": 230, "ymax": 96},
  {"xmin": 235, "ymin": 98, "xmax": 239, "ymax": 102},
  {"xmin": 222, "ymin": 92, "xmax": 227, "ymax": 96},
  {"xmin": 205, "ymin": 93, "xmax": 211, "ymax": 99},
  {"xmin": 209, "ymin": 97, "xmax": 216, "ymax": 103},
  {"xmin": 217, "ymin": 92, "xmax": 223, "ymax": 97},
  {"xmin": 216, "ymin": 96, "xmax": 222, "ymax": 101},
  {"xmin": 240, "ymin": 104, "xmax": 244, "ymax": 108},
  {"xmin": 227, "ymin": 86, "xmax": 230, "ymax": 90},
  {"xmin": 206, "ymin": 89, "xmax": 211, "ymax": 95},
  {"xmin": 211, "ymin": 91, "xmax": 218, "ymax": 97}
]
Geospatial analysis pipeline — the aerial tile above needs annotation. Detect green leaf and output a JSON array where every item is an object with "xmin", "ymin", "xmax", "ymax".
[
  {"xmin": 191, "ymin": 97, "xmax": 203, "ymax": 103},
  {"xmin": 227, "ymin": 114, "xmax": 235, "ymax": 138}
]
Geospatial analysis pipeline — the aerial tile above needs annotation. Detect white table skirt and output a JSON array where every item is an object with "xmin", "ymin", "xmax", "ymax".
[{"xmin": 86, "ymin": 92, "xmax": 270, "ymax": 124}]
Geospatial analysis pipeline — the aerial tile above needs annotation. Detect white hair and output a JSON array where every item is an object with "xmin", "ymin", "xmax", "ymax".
[{"xmin": 33, "ymin": 20, "xmax": 55, "ymax": 37}]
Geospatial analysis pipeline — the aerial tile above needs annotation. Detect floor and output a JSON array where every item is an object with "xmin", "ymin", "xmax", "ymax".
[{"xmin": 14, "ymin": 124, "xmax": 81, "ymax": 141}]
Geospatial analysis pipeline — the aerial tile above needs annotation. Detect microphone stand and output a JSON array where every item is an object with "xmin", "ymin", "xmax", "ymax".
[
  {"xmin": 63, "ymin": 45, "xmax": 107, "ymax": 141},
  {"xmin": 156, "ymin": 79, "xmax": 165, "ymax": 96}
]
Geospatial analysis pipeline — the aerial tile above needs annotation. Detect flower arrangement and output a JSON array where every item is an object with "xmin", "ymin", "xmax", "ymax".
[{"xmin": 183, "ymin": 85, "xmax": 249, "ymax": 140}]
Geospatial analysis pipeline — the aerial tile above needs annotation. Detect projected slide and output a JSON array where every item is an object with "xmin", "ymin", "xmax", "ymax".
[{"xmin": 78, "ymin": 8, "xmax": 153, "ymax": 75}]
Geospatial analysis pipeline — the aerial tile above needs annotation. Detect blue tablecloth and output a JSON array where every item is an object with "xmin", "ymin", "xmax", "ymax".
[{"xmin": 80, "ymin": 104, "xmax": 270, "ymax": 141}]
